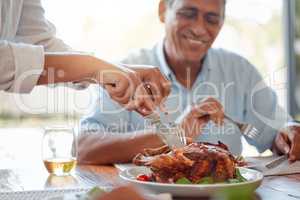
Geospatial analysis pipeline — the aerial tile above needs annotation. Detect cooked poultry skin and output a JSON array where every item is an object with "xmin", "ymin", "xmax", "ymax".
[{"xmin": 133, "ymin": 142, "xmax": 238, "ymax": 183}]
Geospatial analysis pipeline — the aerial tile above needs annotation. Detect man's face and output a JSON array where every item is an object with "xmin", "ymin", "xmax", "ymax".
[{"xmin": 160, "ymin": 0, "xmax": 225, "ymax": 63}]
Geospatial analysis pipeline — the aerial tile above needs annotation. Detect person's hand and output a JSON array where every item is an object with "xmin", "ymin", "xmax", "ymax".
[
  {"xmin": 129, "ymin": 65, "xmax": 171, "ymax": 106},
  {"xmin": 98, "ymin": 186, "xmax": 146, "ymax": 200},
  {"xmin": 178, "ymin": 97, "xmax": 224, "ymax": 138},
  {"xmin": 98, "ymin": 64, "xmax": 170, "ymax": 116},
  {"xmin": 273, "ymin": 125, "xmax": 300, "ymax": 162}
]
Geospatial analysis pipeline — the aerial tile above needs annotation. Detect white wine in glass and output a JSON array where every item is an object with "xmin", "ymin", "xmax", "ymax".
[{"xmin": 42, "ymin": 126, "xmax": 77, "ymax": 176}]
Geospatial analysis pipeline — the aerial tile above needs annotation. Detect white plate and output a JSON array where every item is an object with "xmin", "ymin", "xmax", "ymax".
[{"xmin": 119, "ymin": 167, "xmax": 263, "ymax": 197}]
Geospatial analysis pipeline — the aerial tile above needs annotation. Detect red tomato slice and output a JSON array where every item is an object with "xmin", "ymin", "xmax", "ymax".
[{"xmin": 137, "ymin": 174, "xmax": 150, "ymax": 182}]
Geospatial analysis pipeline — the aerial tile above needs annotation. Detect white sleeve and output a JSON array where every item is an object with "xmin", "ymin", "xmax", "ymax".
[
  {"xmin": 15, "ymin": 0, "xmax": 71, "ymax": 52},
  {"xmin": 0, "ymin": 41, "xmax": 44, "ymax": 93}
]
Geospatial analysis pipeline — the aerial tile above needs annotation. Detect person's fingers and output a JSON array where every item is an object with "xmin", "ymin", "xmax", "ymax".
[
  {"xmin": 98, "ymin": 186, "xmax": 145, "ymax": 200},
  {"xmin": 105, "ymin": 84, "xmax": 125, "ymax": 98},
  {"xmin": 208, "ymin": 103, "xmax": 224, "ymax": 126},
  {"xmin": 191, "ymin": 115, "xmax": 210, "ymax": 137},
  {"xmin": 131, "ymin": 66, "xmax": 170, "ymax": 106},
  {"xmin": 182, "ymin": 114, "xmax": 210, "ymax": 138},
  {"xmin": 106, "ymin": 73, "xmax": 137, "ymax": 106},
  {"xmin": 112, "ymin": 86, "xmax": 134, "ymax": 105},
  {"xmin": 104, "ymin": 73, "xmax": 132, "ymax": 98},
  {"xmin": 191, "ymin": 104, "xmax": 209, "ymax": 118},
  {"xmin": 131, "ymin": 84, "xmax": 155, "ymax": 116},
  {"xmin": 186, "ymin": 137, "xmax": 194, "ymax": 144},
  {"xmin": 145, "ymin": 82, "xmax": 162, "ymax": 106},
  {"xmin": 144, "ymin": 68, "xmax": 171, "ymax": 103},
  {"xmin": 124, "ymin": 100, "xmax": 138, "ymax": 111},
  {"xmin": 191, "ymin": 101, "xmax": 224, "ymax": 126},
  {"xmin": 138, "ymin": 87, "xmax": 156, "ymax": 113},
  {"xmin": 192, "ymin": 98, "xmax": 218, "ymax": 116},
  {"xmin": 136, "ymin": 107, "xmax": 153, "ymax": 116},
  {"xmin": 288, "ymin": 128, "xmax": 300, "ymax": 161},
  {"xmin": 275, "ymin": 132, "xmax": 291, "ymax": 155},
  {"xmin": 204, "ymin": 100, "xmax": 224, "ymax": 125}
]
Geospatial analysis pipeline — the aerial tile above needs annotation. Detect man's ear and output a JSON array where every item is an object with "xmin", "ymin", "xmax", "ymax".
[{"xmin": 159, "ymin": 0, "xmax": 167, "ymax": 23}]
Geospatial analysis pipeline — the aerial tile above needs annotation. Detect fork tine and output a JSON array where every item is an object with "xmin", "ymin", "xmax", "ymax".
[
  {"xmin": 250, "ymin": 128, "xmax": 259, "ymax": 138},
  {"xmin": 181, "ymin": 126, "xmax": 186, "ymax": 145},
  {"xmin": 225, "ymin": 115, "xmax": 260, "ymax": 140},
  {"xmin": 177, "ymin": 127, "xmax": 184, "ymax": 145},
  {"xmin": 180, "ymin": 129, "xmax": 184, "ymax": 145},
  {"xmin": 254, "ymin": 129, "xmax": 260, "ymax": 137}
]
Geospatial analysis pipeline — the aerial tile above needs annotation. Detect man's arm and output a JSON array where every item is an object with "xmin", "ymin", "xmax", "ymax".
[
  {"xmin": 242, "ymin": 59, "xmax": 291, "ymax": 153},
  {"xmin": 78, "ymin": 132, "xmax": 164, "ymax": 165}
]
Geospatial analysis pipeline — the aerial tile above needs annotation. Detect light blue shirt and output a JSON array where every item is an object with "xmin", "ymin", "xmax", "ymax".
[{"xmin": 81, "ymin": 40, "xmax": 290, "ymax": 155}]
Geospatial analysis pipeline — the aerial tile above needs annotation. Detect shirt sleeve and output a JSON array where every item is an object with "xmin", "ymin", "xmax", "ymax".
[
  {"xmin": 16, "ymin": 0, "xmax": 90, "ymax": 91},
  {"xmin": 15, "ymin": 0, "xmax": 71, "ymax": 52},
  {"xmin": 0, "ymin": 41, "xmax": 44, "ymax": 93},
  {"xmin": 7, "ymin": 0, "xmax": 72, "ymax": 93},
  {"xmin": 242, "ymin": 59, "xmax": 292, "ymax": 152}
]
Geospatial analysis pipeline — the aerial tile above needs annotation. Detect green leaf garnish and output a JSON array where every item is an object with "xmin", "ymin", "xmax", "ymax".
[
  {"xmin": 197, "ymin": 177, "xmax": 214, "ymax": 184},
  {"xmin": 175, "ymin": 177, "xmax": 192, "ymax": 184},
  {"xmin": 235, "ymin": 168, "xmax": 247, "ymax": 182}
]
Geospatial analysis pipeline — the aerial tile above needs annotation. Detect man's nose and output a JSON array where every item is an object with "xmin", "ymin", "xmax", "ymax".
[{"xmin": 191, "ymin": 15, "xmax": 208, "ymax": 36}]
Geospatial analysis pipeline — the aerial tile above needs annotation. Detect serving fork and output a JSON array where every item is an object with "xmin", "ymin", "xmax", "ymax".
[{"xmin": 145, "ymin": 113, "xmax": 187, "ymax": 148}]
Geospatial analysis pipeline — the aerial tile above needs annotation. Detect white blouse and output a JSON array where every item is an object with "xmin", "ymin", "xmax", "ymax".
[{"xmin": 0, "ymin": 0, "xmax": 70, "ymax": 93}]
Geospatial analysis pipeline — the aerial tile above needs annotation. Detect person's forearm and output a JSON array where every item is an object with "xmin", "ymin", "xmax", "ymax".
[
  {"xmin": 37, "ymin": 53, "xmax": 117, "ymax": 85},
  {"xmin": 77, "ymin": 132, "xmax": 164, "ymax": 165}
]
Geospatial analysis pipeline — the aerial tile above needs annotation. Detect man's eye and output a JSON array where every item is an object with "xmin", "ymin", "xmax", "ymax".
[
  {"xmin": 177, "ymin": 10, "xmax": 197, "ymax": 19},
  {"xmin": 205, "ymin": 15, "xmax": 221, "ymax": 25}
]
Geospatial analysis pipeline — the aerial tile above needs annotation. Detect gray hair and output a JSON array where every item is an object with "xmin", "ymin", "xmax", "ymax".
[{"xmin": 165, "ymin": 0, "xmax": 227, "ymax": 8}]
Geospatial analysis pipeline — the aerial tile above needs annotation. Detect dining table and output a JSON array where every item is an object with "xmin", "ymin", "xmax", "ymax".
[{"xmin": 1, "ymin": 128, "xmax": 300, "ymax": 200}]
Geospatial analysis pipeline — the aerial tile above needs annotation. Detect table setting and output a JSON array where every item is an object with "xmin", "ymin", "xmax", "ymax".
[{"xmin": 0, "ymin": 118, "xmax": 300, "ymax": 200}]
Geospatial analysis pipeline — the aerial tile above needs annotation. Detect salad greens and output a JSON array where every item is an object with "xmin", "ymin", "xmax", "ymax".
[
  {"xmin": 175, "ymin": 169, "xmax": 247, "ymax": 185},
  {"xmin": 175, "ymin": 177, "xmax": 192, "ymax": 184},
  {"xmin": 197, "ymin": 177, "xmax": 214, "ymax": 184}
]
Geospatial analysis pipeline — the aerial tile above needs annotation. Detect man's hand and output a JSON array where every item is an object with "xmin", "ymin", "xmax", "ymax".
[
  {"xmin": 178, "ymin": 97, "xmax": 224, "ymax": 138},
  {"xmin": 274, "ymin": 125, "xmax": 300, "ymax": 162},
  {"xmin": 98, "ymin": 186, "xmax": 146, "ymax": 200},
  {"xmin": 98, "ymin": 65, "xmax": 170, "ymax": 116}
]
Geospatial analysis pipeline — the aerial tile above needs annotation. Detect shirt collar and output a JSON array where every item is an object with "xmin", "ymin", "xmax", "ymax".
[
  {"xmin": 155, "ymin": 38, "xmax": 212, "ymax": 82},
  {"xmin": 156, "ymin": 39, "xmax": 174, "ymax": 81}
]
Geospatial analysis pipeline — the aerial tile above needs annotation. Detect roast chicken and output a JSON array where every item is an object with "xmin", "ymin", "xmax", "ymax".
[{"xmin": 133, "ymin": 142, "xmax": 241, "ymax": 183}]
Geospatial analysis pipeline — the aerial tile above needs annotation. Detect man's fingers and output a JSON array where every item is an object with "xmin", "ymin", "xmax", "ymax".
[
  {"xmin": 186, "ymin": 137, "xmax": 194, "ymax": 144},
  {"xmin": 275, "ymin": 132, "xmax": 291, "ymax": 155},
  {"xmin": 183, "ymin": 115, "xmax": 210, "ymax": 138},
  {"xmin": 191, "ymin": 102, "xmax": 224, "ymax": 126},
  {"xmin": 208, "ymin": 103, "xmax": 224, "ymax": 126},
  {"xmin": 289, "ymin": 128, "xmax": 300, "ymax": 161}
]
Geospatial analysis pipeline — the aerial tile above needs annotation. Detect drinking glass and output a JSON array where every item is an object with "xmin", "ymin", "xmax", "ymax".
[{"xmin": 42, "ymin": 126, "xmax": 77, "ymax": 176}]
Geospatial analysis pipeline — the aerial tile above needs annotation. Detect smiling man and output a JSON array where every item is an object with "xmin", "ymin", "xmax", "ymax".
[{"xmin": 78, "ymin": 0, "xmax": 300, "ymax": 164}]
